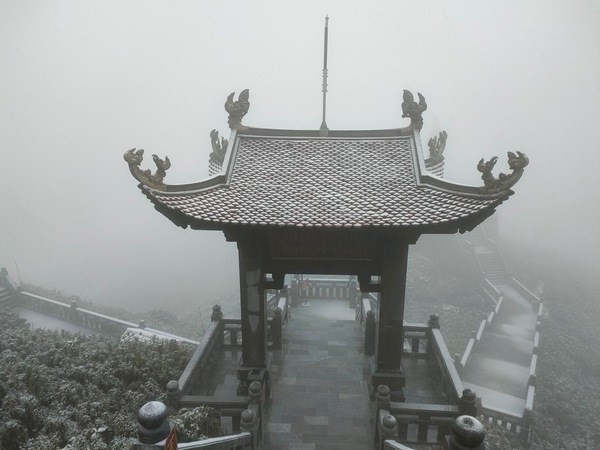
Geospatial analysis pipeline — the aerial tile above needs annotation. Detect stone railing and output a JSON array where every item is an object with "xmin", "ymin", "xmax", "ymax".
[
  {"xmin": 405, "ymin": 315, "xmax": 464, "ymax": 403},
  {"xmin": 177, "ymin": 299, "xmax": 287, "ymax": 397},
  {"xmin": 510, "ymin": 277, "xmax": 542, "ymax": 311},
  {"xmin": 0, "ymin": 267, "xmax": 20, "ymax": 293},
  {"xmin": 133, "ymin": 380, "xmax": 265, "ymax": 449},
  {"xmin": 375, "ymin": 383, "xmax": 484, "ymax": 449},
  {"xmin": 458, "ymin": 297, "xmax": 504, "ymax": 374},
  {"xmin": 18, "ymin": 291, "xmax": 198, "ymax": 344},
  {"xmin": 356, "ymin": 292, "xmax": 378, "ymax": 323},
  {"xmin": 481, "ymin": 278, "xmax": 503, "ymax": 305},
  {"xmin": 305, "ymin": 277, "xmax": 355, "ymax": 299}
]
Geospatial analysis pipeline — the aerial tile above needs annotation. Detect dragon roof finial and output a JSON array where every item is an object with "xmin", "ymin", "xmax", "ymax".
[
  {"xmin": 477, "ymin": 151, "xmax": 529, "ymax": 194},
  {"xmin": 225, "ymin": 89, "xmax": 250, "ymax": 130},
  {"xmin": 427, "ymin": 130, "xmax": 447, "ymax": 161},
  {"xmin": 124, "ymin": 148, "xmax": 171, "ymax": 190},
  {"xmin": 209, "ymin": 129, "xmax": 228, "ymax": 165},
  {"xmin": 401, "ymin": 90, "xmax": 427, "ymax": 131}
]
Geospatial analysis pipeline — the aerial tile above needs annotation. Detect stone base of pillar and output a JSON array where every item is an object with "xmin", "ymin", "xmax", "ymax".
[
  {"xmin": 237, "ymin": 355, "xmax": 271, "ymax": 396},
  {"xmin": 372, "ymin": 369, "xmax": 406, "ymax": 402}
]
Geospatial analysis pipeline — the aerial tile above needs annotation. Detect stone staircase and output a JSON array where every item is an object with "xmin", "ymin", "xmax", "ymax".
[
  {"xmin": 459, "ymin": 225, "xmax": 541, "ymax": 440},
  {"xmin": 476, "ymin": 251, "xmax": 509, "ymax": 284}
]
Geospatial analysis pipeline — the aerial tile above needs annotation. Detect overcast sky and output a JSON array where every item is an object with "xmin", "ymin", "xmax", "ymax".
[{"xmin": 1, "ymin": 1, "xmax": 599, "ymax": 312}]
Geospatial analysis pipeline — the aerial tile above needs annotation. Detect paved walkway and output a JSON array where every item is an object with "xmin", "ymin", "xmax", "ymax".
[{"xmin": 264, "ymin": 298, "xmax": 375, "ymax": 450}]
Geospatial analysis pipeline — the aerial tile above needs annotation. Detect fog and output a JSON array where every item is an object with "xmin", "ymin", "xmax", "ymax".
[{"xmin": 1, "ymin": 1, "xmax": 599, "ymax": 313}]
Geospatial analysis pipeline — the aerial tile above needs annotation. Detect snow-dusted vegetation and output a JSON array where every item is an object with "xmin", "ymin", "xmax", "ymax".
[{"xmin": 0, "ymin": 311, "xmax": 221, "ymax": 449}]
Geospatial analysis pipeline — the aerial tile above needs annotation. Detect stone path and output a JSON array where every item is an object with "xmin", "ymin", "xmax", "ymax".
[{"xmin": 264, "ymin": 298, "xmax": 375, "ymax": 450}]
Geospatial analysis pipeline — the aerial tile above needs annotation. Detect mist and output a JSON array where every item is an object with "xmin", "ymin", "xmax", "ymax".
[{"xmin": 1, "ymin": 0, "xmax": 599, "ymax": 313}]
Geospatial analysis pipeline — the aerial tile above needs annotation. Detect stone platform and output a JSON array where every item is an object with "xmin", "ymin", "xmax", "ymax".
[{"xmin": 193, "ymin": 298, "xmax": 448, "ymax": 449}]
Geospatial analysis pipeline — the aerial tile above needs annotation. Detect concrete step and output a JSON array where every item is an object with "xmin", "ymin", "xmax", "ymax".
[
  {"xmin": 462, "ymin": 353, "xmax": 529, "ymax": 398},
  {"xmin": 462, "ymin": 382, "xmax": 526, "ymax": 418},
  {"xmin": 477, "ymin": 332, "xmax": 533, "ymax": 366},
  {"xmin": 488, "ymin": 322, "xmax": 535, "ymax": 341}
]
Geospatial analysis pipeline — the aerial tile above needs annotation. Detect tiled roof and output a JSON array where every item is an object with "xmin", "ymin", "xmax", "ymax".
[{"xmin": 142, "ymin": 130, "xmax": 506, "ymax": 229}]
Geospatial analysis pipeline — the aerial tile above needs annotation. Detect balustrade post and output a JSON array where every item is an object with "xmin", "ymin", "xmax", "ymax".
[
  {"xmin": 211, "ymin": 304, "xmax": 223, "ymax": 322},
  {"xmin": 446, "ymin": 415, "xmax": 485, "ymax": 450},
  {"xmin": 248, "ymin": 381, "xmax": 262, "ymax": 405},
  {"xmin": 69, "ymin": 300, "xmax": 78, "ymax": 323},
  {"xmin": 290, "ymin": 278, "xmax": 299, "ymax": 307},
  {"xmin": 364, "ymin": 310, "xmax": 376, "ymax": 356},
  {"xmin": 165, "ymin": 380, "xmax": 181, "ymax": 410},
  {"xmin": 240, "ymin": 409, "xmax": 259, "ymax": 449},
  {"xmin": 272, "ymin": 307, "xmax": 283, "ymax": 350},
  {"xmin": 135, "ymin": 401, "xmax": 171, "ymax": 447},
  {"xmin": 521, "ymin": 408, "xmax": 532, "ymax": 444},
  {"xmin": 376, "ymin": 385, "xmax": 391, "ymax": 410},
  {"xmin": 428, "ymin": 313, "xmax": 440, "ymax": 329},
  {"xmin": 378, "ymin": 413, "xmax": 398, "ymax": 450},
  {"xmin": 458, "ymin": 389, "xmax": 478, "ymax": 417}
]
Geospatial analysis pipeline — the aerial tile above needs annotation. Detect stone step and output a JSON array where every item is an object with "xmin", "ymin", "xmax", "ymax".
[
  {"xmin": 477, "ymin": 332, "xmax": 533, "ymax": 366},
  {"xmin": 462, "ymin": 353, "xmax": 529, "ymax": 398}
]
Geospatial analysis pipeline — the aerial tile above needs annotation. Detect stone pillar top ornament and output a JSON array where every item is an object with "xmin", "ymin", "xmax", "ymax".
[
  {"xmin": 225, "ymin": 89, "xmax": 250, "ymax": 130},
  {"xmin": 137, "ymin": 401, "xmax": 170, "ymax": 444},
  {"xmin": 450, "ymin": 415, "xmax": 486, "ymax": 449}
]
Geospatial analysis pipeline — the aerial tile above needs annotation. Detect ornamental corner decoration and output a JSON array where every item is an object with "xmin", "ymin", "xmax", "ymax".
[
  {"xmin": 224, "ymin": 89, "xmax": 250, "ymax": 130},
  {"xmin": 209, "ymin": 129, "xmax": 228, "ymax": 165},
  {"xmin": 428, "ymin": 130, "xmax": 447, "ymax": 161},
  {"xmin": 401, "ymin": 89, "xmax": 427, "ymax": 131},
  {"xmin": 477, "ymin": 151, "xmax": 529, "ymax": 194},
  {"xmin": 124, "ymin": 148, "xmax": 171, "ymax": 190}
]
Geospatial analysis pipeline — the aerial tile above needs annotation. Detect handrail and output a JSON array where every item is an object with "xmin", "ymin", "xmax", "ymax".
[
  {"xmin": 429, "ymin": 328, "xmax": 464, "ymax": 402},
  {"xmin": 510, "ymin": 277, "xmax": 541, "ymax": 308},
  {"xmin": 20, "ymin": 291, "xmax": 199, "ymax": 344},
  {"xmin": 383, "ymin": 441, "xmax": 414, "ymax": 450},
  {"xmin": 177, "ymin": 432, "xmax": 252, "ymax": 449},
  {"xmin": 179, "ymin": 321, "xmax": 221, "ymax": 393}
]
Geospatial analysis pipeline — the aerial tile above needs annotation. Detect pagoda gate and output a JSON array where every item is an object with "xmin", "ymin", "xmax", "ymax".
[{"xmin": 124, "ymin": 88, "xmax": 527, "ymax": 402}]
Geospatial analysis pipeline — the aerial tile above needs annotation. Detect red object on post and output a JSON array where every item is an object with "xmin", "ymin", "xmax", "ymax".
[{"xmin": 165, "ymin": 427, "xmax": 177, "ymax": 450}]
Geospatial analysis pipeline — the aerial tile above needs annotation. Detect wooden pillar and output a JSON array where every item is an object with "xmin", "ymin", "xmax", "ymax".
[
  {"xmin": 372, "ymin": 236, "xmax": 409, "ymax": 400},
  {"xmin": 237, "ymin": 237, "xmax": 268, "ymax": 390}
]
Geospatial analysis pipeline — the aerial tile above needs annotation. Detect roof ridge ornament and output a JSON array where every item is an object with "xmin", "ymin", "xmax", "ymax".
[
  {"xmin": 427, "ymin": 130, "xmax": 447, "ymax": 161},
  {"xmin": 209, "ymin": 130, "xmax": 228, "ymax": 165},
  {"xmin": 477, "ymin": 151, "xmax": 529, "ymax": 194},
  {"xmin": 124, "ymin": 148, "xmax": 170, "ymax": 190},
  {"xmin": 225, "ymin": 89, "xmax": 250, "ymax": 130},
  {"xmin": 401, "ymin": 90, "xmax": 427, "ymax": 130}
]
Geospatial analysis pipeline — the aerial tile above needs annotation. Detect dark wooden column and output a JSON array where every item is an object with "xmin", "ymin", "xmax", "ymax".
[
  {"xmin": 236, "ymin": 237, "xmax": 269, "ymax": 392},
  {"xmin": 372, "ymin": 236, "xmax": 410, "ymax": 401}
]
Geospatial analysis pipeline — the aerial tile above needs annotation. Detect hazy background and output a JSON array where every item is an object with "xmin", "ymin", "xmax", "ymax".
[{"xmin": 1, "ymin": 1, "xmax": 599, "ymax": 313}]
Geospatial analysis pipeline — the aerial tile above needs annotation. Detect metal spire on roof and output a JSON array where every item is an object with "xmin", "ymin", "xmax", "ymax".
[{"xmin": 319, "ymin": 16, "xmax": 329, "ymax": 137}]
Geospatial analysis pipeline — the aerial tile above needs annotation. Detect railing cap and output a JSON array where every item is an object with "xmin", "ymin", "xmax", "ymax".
[
  {"xmin": 383, "ymin": 414, "xmax": 397, "ymax": 429},
  {"xmin": 377, "ymin": 384, "xmax": 390, "ymax": 396},
  {"xmin": 166, "ymin": 380, "xmax": 179, "ymax": 393},
  {"xmin": 241, "ymin": 408, "xmax": 255, "ymax": 424},
  {"xmin": 138, "ymin": 401, "xmax": 168, "ymax": 429},
  {"xmin": 452, "ymin": 415, "xmax": 485, "ymax": 447},
  {"xmin": 249, "ymin": 381, "xmax": 262, "ymax": 397},
  {"xmin": 461, "ymin": 388, "xmax": 476, "ymax": 402}
]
